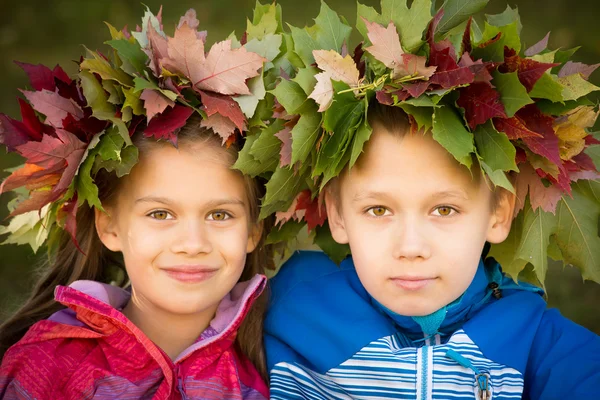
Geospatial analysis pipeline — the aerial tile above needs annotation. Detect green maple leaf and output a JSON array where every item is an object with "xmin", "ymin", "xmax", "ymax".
[
  {"xmin": 291, "ymin": 104, "xmax": 323, "ymax": 165},
  {"xmin": 432, "ymin": 106, "xmax": 475, "ymax": 168},
  {"xmin": 474, "ymin": 121, "xmax": 518, "ymax": 172},
  {"xmin": 289, "ymin": 1, "xmax": 351, "ymax": 66},
  {"xmin": 555, "ymin": 181, "xmax": 600, "ymax": 282},
  {"xmin": 293, "ymin": 67, "xmax": 319, "ymax": 95},
  {"xmin": 436, "ymin": 0, "xmax": 489, "ymax": 35},
  {"xmin": 472, "ymin": 21, "xmax": 521, "ymax": 62},
  {"xmin": 270, "ymin": 79, "xmax": 310, "ymax": 115},
  {"xmin": 260, "ymin": 164, "xmax": 309, "ymax": 219},
  {"xmin": 398, "ymin": 103, "xmax": 434, "ymax": 131},
  {"xmin": 492, "ymin": 71, "xmax": 533, "ymax": 117},
  {"xmin": 350, "ymin": 112, "xmax": 373, "ymax": 168},
  {"xmin": 314, "ymin": 221, "xmax": 350, "ymax": 264},
  {"xmin": 486, "ymin": 5, "xmax": 522, "ymax": 34},
  {"xmin": 558, "ymin": 73, "xmax": 600, "ymax": 101},
  {"xmin": 266, "ymin": 219, "xmax": 305, "ymax": 244},
  {"xmin": 529, "ymin": 72, "xmax": 564, "ymax": 103},
  {"xmin": 249, "ymin": 119, "xmax": 286, "ymax": 164},
  {"xmin": 105, "ymin": 38, "xmax": 148, "ymax": 75},
  {"xmin": 234, "ymin": 134, "xmax": 275, "ymax": 177}
]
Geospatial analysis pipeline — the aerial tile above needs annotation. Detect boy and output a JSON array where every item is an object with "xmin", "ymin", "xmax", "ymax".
[{"xmin": 264, "ymin": 105, "xmax": 600, "ymax": 400}]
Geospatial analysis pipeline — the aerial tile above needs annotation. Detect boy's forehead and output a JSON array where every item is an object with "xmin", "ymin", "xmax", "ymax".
[{"xmin": 341, "ymin": 128, "xmax": 485, "ymax": 197}]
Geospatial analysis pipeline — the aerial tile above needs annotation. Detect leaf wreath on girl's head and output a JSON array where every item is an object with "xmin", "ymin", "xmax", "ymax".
[
  {"xmin": 0, "ymin": 4, "xmax": 289, "ymax": 257},
  {"xmin": 234, "ymin": 0, "xmax": 600, "ymax": 287}
]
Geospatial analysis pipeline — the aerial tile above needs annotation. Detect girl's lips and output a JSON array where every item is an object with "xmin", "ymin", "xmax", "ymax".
[
  {"xmin": 161, "ymin": 266, "xmax": 218, "ymax": 283},
  {"xmin": 390, "ymin": 277, "xmax": 436, "ymax": 291}
]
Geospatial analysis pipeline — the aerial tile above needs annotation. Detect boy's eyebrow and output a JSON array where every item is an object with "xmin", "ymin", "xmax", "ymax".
[
  {"xmin": 429, "ymin": 190, "xmax": 470, "ymax": 200},
  {"xmin": 135, "ymin": 196, "xmax": 246, "ymax": 208}
]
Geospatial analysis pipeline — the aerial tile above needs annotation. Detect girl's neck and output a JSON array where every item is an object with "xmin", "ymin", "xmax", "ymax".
[{"xmin": 122, "ymin": 293, "xmax": 219, "ymax": 360}]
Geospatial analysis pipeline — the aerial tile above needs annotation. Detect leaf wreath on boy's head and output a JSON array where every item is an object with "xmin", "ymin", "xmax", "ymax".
[
  {"xmin": 0, "ymin": 5, "xmax": 285, "ymax": 256},
  {"xmin": 233, "ymin": 0, "xmax": 600, "ymax": 287}
]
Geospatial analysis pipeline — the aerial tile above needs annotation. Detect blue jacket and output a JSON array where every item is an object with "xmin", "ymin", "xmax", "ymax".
[{"xmin": 264, "ymin": 251, "xmax": 600, "ymax": 400}]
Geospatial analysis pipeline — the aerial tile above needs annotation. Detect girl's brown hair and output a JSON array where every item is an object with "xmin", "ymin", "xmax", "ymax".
[{"xmin": 0, "ymin": 119, "xmax": 273, "ymax": 380}]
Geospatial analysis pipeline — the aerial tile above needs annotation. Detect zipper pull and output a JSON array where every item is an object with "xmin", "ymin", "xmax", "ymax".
[{"xmin": 476, "ymin": 373, "xmax": 490, "ymax": 400}]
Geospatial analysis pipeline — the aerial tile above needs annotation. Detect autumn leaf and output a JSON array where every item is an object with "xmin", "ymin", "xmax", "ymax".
[
  {"xmin": 500, "ymin": 47, "xmax": 558, "ymax": 92},
  {"xmin": 514, "ymin": 163, "xmax": 562, "ymax": 214},
  {"xmin": 201, "ymin": 113, "xmax": 237, "ymax": 144},
  {"xmin": 140, "ymin": 89, "xmax": 175, "ymax": 122},
  {"xmin": 457, "ymin": 82, "xmax": 507, "ymax": 129},
  {"xmin": 275, "ymin": 126, "xmax": 292, "ymax": 167},
  {"xmin": 199, "ymin": 90, "xmax": 247, "ymax": 132},
  {"xmin": 14, "ymin": 61, "xmax": 71, "ymax": 92},
  {"xmin": 524, "ymin": 32, "xmax": 550, "ymax": 57},
  {"xmin": 161, "ymin": 22, "xmax": 265, "ymax": 96},
  {"xmin": 21, "ymin": 89, "xmax": 84, "ymax": 128},
  {"xmin": 295, "ymin": 189, "xmax": 327, "ymax": 231},
  {"xmin": 363, "ymin": 20, "xmax": 435, "ymax": 80},
  {"xmin": 558, "ymin": 61, "xmax": 600, "ymax": 80},
  {"xmin": 144, "ymin": 105, "xmax": 194, "ymax": 146},
  {"xmin": 309, "ymin": 49, "xmax": 360, "ymax": 111}
]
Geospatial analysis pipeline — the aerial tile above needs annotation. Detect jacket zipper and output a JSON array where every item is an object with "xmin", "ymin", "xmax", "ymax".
[{"xmin": 445, "ymin": 349, "xmax": 490, "ymax": 400}]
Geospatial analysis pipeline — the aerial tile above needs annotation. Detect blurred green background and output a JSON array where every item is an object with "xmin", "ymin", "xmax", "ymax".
[{"xmin": 0, "ymin": 0, "xmax": 599, "ymax": 332}]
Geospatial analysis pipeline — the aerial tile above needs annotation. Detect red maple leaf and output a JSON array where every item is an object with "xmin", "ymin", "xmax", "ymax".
[
  {"xmin": 14, "ymin": 62, "xmax": 71, "ymax": 92},
  {"xmin": 457, "ymin": 82, "xmax": 507, "ymax": 129},
  {"xmin": 144, "ymin": 105, "xmax": 195, "ymax": 146},
  {"xmin": 296, "ymin": 190, "xmax": 327, "ymax": 231},
  {"xmin": 493, "ymin": 117, "xmax": 543, "ymax": 140},
  {"xmin": 499, "ymin": 47, "xmax": 558, "ymax": 92},
  {"xmin": 199, "ymin": 91, "xmax": 246, "ymax": 132}
]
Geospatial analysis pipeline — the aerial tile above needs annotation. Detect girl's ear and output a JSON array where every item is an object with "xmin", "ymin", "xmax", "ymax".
[
  {"xmin": 486, "ymin": 190, "xmax": 517, "ymax": 244},
  {"xmin": 95, "ymin": 207, "xmax": 122, "ymax": 252},
  {"xmin": 246, "ymin": 220, "xmax": 263, "ymax": 253},
  {"xmin": 325, "ymin": 189, "xmax": 349, "ymax": 245}
]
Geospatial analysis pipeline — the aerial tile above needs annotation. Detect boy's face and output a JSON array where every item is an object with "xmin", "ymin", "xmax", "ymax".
[{"xmin": 326, "ymin": 126, "xmax": 514, "ymax": 317}]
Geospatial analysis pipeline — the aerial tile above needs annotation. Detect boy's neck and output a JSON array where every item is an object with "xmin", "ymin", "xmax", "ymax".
[{"xmin": 122, "ymin": 295, "xmax": 218, "ymax": 360}]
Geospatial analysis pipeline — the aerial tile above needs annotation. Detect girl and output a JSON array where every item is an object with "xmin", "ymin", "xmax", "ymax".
[
  {"xmin": 0, "ymin": 120, "xmax": 272, "ymax": 399},
  {"xmin": 0, "ymin": 4, "xmax": 275, "ymax": 398}
]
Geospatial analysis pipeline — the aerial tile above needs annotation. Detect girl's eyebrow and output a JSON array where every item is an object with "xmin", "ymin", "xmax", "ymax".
[
  {"xmin": 134, "ymin": 196, "xmax": 246, "ymax": 208},
  {"xmin": 352, "ymin": 191, "xmax": 395, "ymax": 203}
]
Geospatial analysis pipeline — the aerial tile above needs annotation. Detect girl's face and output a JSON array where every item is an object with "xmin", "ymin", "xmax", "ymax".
[
  {"xmin": 96, "ymin": 142, "xmax": 261, "ymax": 317},
  {"xmin": 326, "ymin": 127, "xmax": 514, "ymax": 317}
]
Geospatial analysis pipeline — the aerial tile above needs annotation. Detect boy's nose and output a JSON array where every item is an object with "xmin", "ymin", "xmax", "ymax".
[
  {"xmin": 391, "ymin": 217, "xmax": 432, "ymax": 260},
  {"xmin": 170, "ymin": 219, "xmax": 213, "ymax": 255}
]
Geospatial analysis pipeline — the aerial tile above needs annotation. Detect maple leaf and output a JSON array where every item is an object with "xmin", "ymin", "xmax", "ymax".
[
  {"xmin": 524, "ymin": 32, "xmax": 550, "ymax": 57},
  {"xmin": 363, "ymin": 19, "xmax": 434, "ymax": 80},
  {"xmin": 140, "ymin": 89, "xmax": 175, "ymax": 122},
  {"xmin": 0, "ymin": 98, "xmax": 48, "ymax": 152},
  {"xmin": 161, "ymin": 22, "xmax": 265, "ymax": 96},
  {"xmin": 274, "ymin": 194, "xmax": 302, "ymax": 226},
  {"xmin": 275, "ymin": 126, "xmax": 292, "ymax": 167},
  {"xmin": 296, "ymin": 189, "xmax": 327, "ymax": 231},
  {"xmin": 457, "ymin": 82, "xmax": 507, "ymax": 129},
  {"xmin": 500, "ymin": 47, "xmax": 558, "ymax": 92},
  {"xmin": 21, "ymin": 89, "xmax": 84, "ymax": 128},
  {"xmin": 144, "ymin": 105, "xmax": 194, "ymax": 146},
  {"xmin": 493, "ymin": 116, "xmax": 543, "ymax": 140},
  {"xmin": 199, "ymin": 90, "xmax": 246, "ymax": 132},
  {"xmin": 376, "ymin": 90, "xmax": 394, "ymax": 105},
  {"xmin": 146, "ymin": 20, "xmax": 168, "ymax": 76},
  {"xmin": 428, "ymin": 47, "xmax": 474, "ymax": 89},
  {"xmin": 14, "ymin": 61, "xmax": 71, "ymax": 92},
  {"xmin": 458, "ymin": 53, "xmax": 493, "ymax": 84},
  {"xmin": 0, "ymin": 163, "xmax": 61, "ymax": 194},
  {"xmin": 57, "ymin": 195, "xmax": 81, "ymax": 251},
  {"xmin": 554, "ymin": 106, "xmax": 599, "ymax": 161},
  {"xmin": 308, "ymin": 49, "xmax": 360, "ymax": 111},
  {"xmin": 516, "ymin": 105, "xmax": 564, "ymax": 172},
  {"xmin": 514, "ymin": 163, "xmax": 562, "ymax": 214},
  {"xmin": 200, "ymin": 113, "xmax": 238, "ymax": 144},
  {"xmin": 558, "ymin": 61, "xmax": 600, "ymax": 80}
]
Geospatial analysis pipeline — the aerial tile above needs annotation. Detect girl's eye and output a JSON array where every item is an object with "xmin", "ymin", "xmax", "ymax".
[
  {"xmin": 148, "ymin": 210, "xmax": 173, "ymax": 220},
  {"xmin": 208, "ymin": 211, "xmax": 231, "ymax": 221},
  {"xmin": 367, "ymin": 206, "xmax": 390, "ymax": 217},
  {"xmin": 432, "ymin": 206, "xmax": 457, "ymax": 217}
]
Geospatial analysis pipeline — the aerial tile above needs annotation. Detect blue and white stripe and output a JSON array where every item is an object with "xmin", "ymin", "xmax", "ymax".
[{"xmin": 270, "ymin": 330, "xmax": 523, "ymax": 400}]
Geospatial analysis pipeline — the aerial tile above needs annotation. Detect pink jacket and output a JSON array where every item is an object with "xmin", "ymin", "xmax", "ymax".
[{"xmin": 0, "ymin": 274, "xmax": 269, "ymax": 399}]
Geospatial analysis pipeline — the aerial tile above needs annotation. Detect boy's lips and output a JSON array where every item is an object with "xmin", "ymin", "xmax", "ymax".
[
  {"xmin": 161, "ymin": 265, "xmax": 219, "ymax": 283},
  {"xmin": 390, "ymin": 276, "xmax": 437, "ymax": 291}
]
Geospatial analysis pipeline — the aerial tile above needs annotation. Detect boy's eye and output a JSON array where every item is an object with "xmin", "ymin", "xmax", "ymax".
[
  {"xmin": 432, "ymin": 206, "xmax": 457, "ymax": 217},
  {"xmin": 367, "ymin": 206, "xmax": 390, "ymax": 217},
  {"xmin": 148, "ymin": 210, "xmax": 173, "ymax": 220},
  {"xmin": 208, "ymin": 211, "xmax": 231, "ymax": 221}
]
